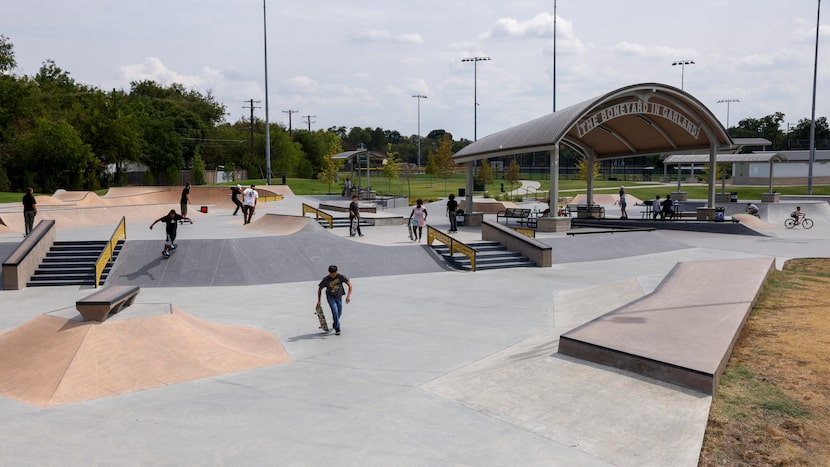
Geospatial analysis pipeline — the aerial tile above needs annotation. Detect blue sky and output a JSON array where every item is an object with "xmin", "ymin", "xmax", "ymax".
[{"xmin": 3, "ymin": 0, "xmax": 828, "ymax": 141}]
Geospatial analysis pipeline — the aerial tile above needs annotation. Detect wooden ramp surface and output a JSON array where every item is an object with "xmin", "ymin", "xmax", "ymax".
[{"xmin": 559, "ymin": 256, "xmax": 775, "ymax": 394}]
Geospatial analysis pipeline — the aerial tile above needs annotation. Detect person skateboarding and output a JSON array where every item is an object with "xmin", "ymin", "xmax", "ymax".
[
  {"xmin": 316, "ymin": 265, "xmax": 352, "ymax": 335},
  {"xmin": 231, "ymin": 184, "xmax": 243, "ymax": 216},
  {"xmin": 150, "ymin": 209, "xmax": 190, "ymax": 258}
]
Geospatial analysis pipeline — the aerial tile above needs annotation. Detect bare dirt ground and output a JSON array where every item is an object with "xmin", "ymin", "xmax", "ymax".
[{"xmin": 699, "ymin": 258, "xmax": 830, "ymax": 466}]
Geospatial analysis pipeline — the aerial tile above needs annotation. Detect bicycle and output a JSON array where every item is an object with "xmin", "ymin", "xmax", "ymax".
[{"xmin": 784, "ymin": 216, "xmax": 813, "ymax": 229}]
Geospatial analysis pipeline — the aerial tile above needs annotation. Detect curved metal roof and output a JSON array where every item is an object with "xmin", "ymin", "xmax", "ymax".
[
  {"xmin": 454, "ymin": 82, "xmax": 733, "ymax": 163},
  {"xmin": 664, "ymin": 153, "xmax": 787, "ymax": 164}
]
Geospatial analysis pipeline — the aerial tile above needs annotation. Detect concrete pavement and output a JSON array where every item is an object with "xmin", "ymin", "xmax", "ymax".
[{"xmin": 2, "ymin": 190, "xmax": 830, "ymax": 466}]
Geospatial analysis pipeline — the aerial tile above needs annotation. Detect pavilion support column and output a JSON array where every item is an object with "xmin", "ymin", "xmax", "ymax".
[
  {"xmin": 466, "ymin": 162, "xmax": 474, "ymax": 213},
  {"xmin": 586, "ymin": 154, "xmax": 595, "ymax": 205},
  {"xmin": 708, "ymin": 142, "xmax": 717, "ymax": 207},
  {"xmin": 550, "ymin": 145, "xmax": 560, "ymax": 215},
  {"xmin": 768, "ymin": 160, "xmax": 774, "ymax": 193}
]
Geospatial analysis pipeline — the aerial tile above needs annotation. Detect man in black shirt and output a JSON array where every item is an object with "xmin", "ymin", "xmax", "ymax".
[
  {"xmin": 22, "ymin": 187, "xmax": 37, "ymax": 236},
  {"xmin": 180, "ymin": 183, "xmax": 191, "ymax": 217},
  {"xmin": 446, "ymin": 193, "xmax": 458, "ymax": 233},
  {"xmin": 150, "ymin": 209, "xmax": 190, "ymax": 258},
  {"xmin": 349, "ymin": 195, "xmax": 363, "ymax": 237}
]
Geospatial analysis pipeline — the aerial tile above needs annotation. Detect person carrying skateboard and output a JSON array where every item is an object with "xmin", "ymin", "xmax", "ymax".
[
  {"xmin": 317, "ymin": 265, "xmax": 352, "ymax": 335},
  {"xmin": 409, "ymin": 198, "xmax": 428, "ymax": 242},
  {"xmin": 231, "ymin": 184, "xmax": 243, "ymax": 215},
  {"xmin": 150, "ymin": 209, "xmax": 190, "ymax": 258}
]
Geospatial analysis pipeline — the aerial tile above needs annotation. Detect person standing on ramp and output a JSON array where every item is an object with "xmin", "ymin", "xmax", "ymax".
[
  {"xmin": 349, "ymin": 195, "xmax": 363, "ymax": 237},
  {"xmin": 317, "ymin": 265, "xmax": 352, "ymax": 335},
  {"xmin": 22, "ymin": 187, "xmax": 37, "ymax": 236},
  {"xmin": 150, "ymin": 209, "xmax": 190, "ymax": 258},
  {"xmin": 242, "ymin": 184, "xmax": 259, "ymax": 225}
]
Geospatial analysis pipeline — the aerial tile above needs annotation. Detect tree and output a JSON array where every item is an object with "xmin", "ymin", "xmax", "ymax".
[
  {"xmin": 576, "ymin": 156, "xmax": 600, "ymax": 181},
  {"xmin": 475, "ymin": 159, "xmax": 494, "ymax": 189},
  {"xmin": 0, "ymin": 34, "xmax": 16, "ymax": 74},
  {"xmin": 382, "ymin": 143, "xmax": 401, "ymax": 194},
  {"xmin": 10, "ymin": 118, "xmax": 98, "ymax": 192},
  {"xmin": 433, "ymin": 134, "xmax": 456, "ymax": 193},
  {"xmin": 505, "ymin": 159, "xmax": 521, "ymax": 197},
  {"xmin": 192, "ymin": 149, "xmax": 206, "ymax": 185},
  {"xmin": 317, "ymin": 132, "xmax": 344, "ymax": 194},
  {"xmin": 424, "ymin": 151, "xmax": 437, "ymax": 187}
]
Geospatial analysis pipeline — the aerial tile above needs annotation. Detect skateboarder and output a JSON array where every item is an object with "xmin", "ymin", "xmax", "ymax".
[
  {"xmin": 231, "ymin": 184, "xmax": 243, "ymax": 215},
  {"xmin": 180, "ymin": 183, "xmax": 191, "ymax": 217},
  {"xmin": 316, "ymin": 265, "xmax": 352, "ymax": 335},
  {"xmin": 150, "ymin": 209, "xmax": 190, "ymax": 258}
]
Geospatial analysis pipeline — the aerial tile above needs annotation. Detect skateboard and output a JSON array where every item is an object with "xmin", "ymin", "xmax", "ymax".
[
  {"xmin": 407, "ymin": 221, "xmax": 414, "ymax": 240},
  {"xmin": 350, "ymin": 217, "xmax": 358, "ymax": 237},
  {"xmin": 315, "ymin": 305, "xmax": 329, "ymax": 333}
]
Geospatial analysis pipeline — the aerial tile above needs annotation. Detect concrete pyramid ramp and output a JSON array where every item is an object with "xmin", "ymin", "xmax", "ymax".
[{"xmin": 0, "ymin": 307, "xmax": 289, "ymax": 407}]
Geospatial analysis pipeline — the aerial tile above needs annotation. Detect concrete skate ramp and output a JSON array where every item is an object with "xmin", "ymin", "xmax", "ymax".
[
  {"xmin": 0, "ymin": 305, "xmax": 289, "ymax": 407},
  {"xmin": 247, "ymin": 214, "xmax": 309, "ymax": 235},
  {"xmin": 539, "ymin": 230, "xmax": 692, "ymax": 263},
  {"xmin": 106, "ymin": 220, "xmax": 448, "ymax": 287},
  {"xmin": 559, "ymin": 256, "xmax": 775, "ymax": 394}
]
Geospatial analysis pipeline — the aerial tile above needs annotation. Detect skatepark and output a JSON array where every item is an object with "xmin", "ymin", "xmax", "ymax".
[{"xmin": 2, "ymin": 185, "xmax": 830, "ymax": 466}]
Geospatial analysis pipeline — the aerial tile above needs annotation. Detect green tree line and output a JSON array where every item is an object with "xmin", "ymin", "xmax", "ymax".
[{"xmin": 1, "ymin": 34, "xmax": 827, "ymax": 194}]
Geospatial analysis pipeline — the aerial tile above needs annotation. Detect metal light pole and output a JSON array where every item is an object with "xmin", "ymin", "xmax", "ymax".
[
  {"xmin": 808, "ymin": 0, "xmax": 822, "ymax": 195},
  {"xmin": 262, "ymin": 0, "xmax": 272, "ymax": 185},
  {"xmin": 553, "ymin": 0, "xmax": 557, "ymax": 112},
  {"xmin": 461, "ymin": 57, "xmax": 491, "ymax": 140},
  {"xmin": 412, "ymin": 94, "xmax": 427, "ymax": 167},
  {"xmin": 672, "ymin": 60, "xmax": 695, "ymax": 90},
  {"xmin": 717, "ymin": 99, "xmax": 740, "ymax": 133}
]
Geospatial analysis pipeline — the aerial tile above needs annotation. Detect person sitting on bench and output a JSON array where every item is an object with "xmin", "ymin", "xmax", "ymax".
[{"xmin": 661, "ymin": 194, "xmax": 674, "ymax": 220}]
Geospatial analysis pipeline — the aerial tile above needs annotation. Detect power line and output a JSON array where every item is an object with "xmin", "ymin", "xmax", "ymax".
[
  {"xmin": 243, "ymin": 99, "xmax": 261, "ymax": 157},
  {"xmin": 282, "ymin": 109, "xmax": 299, "ymax": 135}
]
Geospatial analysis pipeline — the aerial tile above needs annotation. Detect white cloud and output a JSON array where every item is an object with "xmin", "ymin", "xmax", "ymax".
[{"xmin": 350, "ymin": 29, "xmax": 424, "ymax": 44}]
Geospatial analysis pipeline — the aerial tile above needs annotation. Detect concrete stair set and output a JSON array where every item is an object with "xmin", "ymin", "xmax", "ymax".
[
  {"xmin": 28, "ymin": 240, "xmax": 122, "ymax": 287},
  {"xmin": 431, "ymin": 240, "xmax": 535, "ymax": 271}
]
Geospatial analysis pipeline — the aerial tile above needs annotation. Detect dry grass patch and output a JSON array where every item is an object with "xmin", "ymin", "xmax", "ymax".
[{"xmin": 699, "ymin": 258, "xmax": 830, "ymax": 466}]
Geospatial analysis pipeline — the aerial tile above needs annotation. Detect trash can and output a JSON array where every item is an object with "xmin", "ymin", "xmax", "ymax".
[
  {"xmin": 458, "ymin": 188, "xmax": 466, "ymax": 197},
  {"xmin": 729, "ymin": 192, "xmax": 738, "ymax": 203},
  {"xmin": 714, "ymin": 207, "xmax": 725, "ymax": 222}
]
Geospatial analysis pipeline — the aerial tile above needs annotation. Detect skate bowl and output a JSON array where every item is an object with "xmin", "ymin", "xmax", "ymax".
[{"xmin": 0, "ymin": 304, "xmax": 290, "ymax": 407}]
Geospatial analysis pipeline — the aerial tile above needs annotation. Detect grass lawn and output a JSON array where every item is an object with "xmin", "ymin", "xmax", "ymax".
[{"xmin": 5, "ymin": 175, "xmax": 830, "ymax": 206}]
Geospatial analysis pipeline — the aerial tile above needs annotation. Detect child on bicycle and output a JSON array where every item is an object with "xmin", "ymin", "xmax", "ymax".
[
  {"xmin": 746, "ymin": 203, "xmax": 759, "ymax": 217},
  {"xmin": 791, "ymin": 206, "xmax": 804, "ymax": 225}
]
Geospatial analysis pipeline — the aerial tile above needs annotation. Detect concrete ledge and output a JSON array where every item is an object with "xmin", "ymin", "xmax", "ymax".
[
  {"xmin": 481, "ymin": 220, "xmax": 551, "ymax": 267},
  {"xmin": 558, "ymin": 257, "xmax": 775, "ymax": 394},
  {"xmin": 2, "ymin": 220, "xmax": 56, "ymax": 290}
]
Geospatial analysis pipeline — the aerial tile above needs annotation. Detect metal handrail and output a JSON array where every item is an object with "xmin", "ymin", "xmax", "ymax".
[
  {"xmin": 302, "ymin": 203, "xmax": 334, "ymax": 229},
  {"xmin": 426, "ymin": 225, "xmax": 476, "ymax": 271},
  {"xmin": 94, "ymin": 216, "xmax": 126, "ymax": 288}
]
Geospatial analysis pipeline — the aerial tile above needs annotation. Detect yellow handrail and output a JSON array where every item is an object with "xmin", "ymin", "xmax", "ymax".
[
  {"xmin": 94, "ymin": 216, "xmax": 126, "ymax": 288},
  {"xmin": 513, "ymin": 227, "xmax": 536, "ymax": 238},
  {"xmin": 302, "ymin": 203, "xmax": 334, "ymax": 229},
  {"xmin": 426, "ymin": 226, "xmax": 476, "ymax": 271}
]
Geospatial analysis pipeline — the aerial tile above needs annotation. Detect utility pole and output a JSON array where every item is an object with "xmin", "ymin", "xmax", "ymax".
[
  {"xmin": 243, "ymin": 99, "xmax": 261, "ymax": 157},
  {"xmin": 303, "ymin": 115, "xmax": 316, "ymax": 131},
  {"xmin": 282, "ymin": 109, "xmax": 299, "ymax": 135}
]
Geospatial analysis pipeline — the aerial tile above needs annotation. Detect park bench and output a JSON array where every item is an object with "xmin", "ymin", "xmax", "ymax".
[
  {"xmin": 75, "ymin": 285, "xmax": 140, "ymax": 322},
  {"xmin": 497, "ymin": 208, "xmax": 533, "ymax": 226}
]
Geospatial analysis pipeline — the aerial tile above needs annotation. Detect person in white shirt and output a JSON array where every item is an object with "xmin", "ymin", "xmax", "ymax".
[{"xmin": 242, "ymin": 184, "xmax": 259, "ymax": 225}]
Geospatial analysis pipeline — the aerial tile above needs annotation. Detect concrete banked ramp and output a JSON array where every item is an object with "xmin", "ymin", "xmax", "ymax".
[{"xmin": 559, "ymin": 256, "xmax": 775, "ymax": 394}]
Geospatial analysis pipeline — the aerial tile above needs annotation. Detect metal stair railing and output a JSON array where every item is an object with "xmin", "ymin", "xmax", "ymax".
[
  {"xmin": 426, "ymin": 225, "xmax": 476, "ymax": 271},
  {"xmin": 302, "ymin": 203, "xmax": 334, "ymax": 229},
  {"xmin": 94, "ymin": 216, "xmax": 126, "ymax": 288}
]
